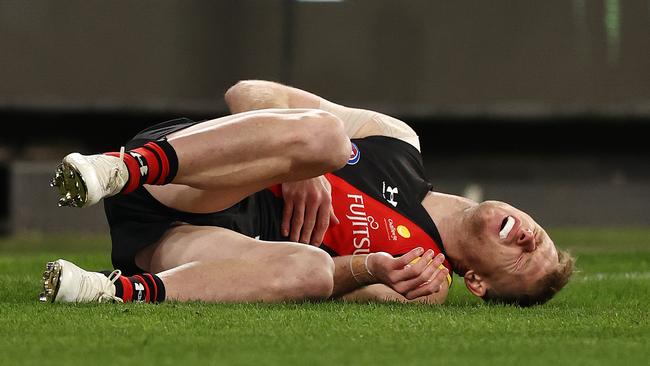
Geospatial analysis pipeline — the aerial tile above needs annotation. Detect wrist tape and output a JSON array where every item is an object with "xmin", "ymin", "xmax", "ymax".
[{"xmin": 350, "ymin": 255, "xmax": 375, "ymax": 285}]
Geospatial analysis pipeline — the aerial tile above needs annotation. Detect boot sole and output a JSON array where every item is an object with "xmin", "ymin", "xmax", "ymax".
[
  {"xmin": 50, "ymin": 162, "xmax": 88, "ymax": 207},
  {"xmin": 39, "ymin": 261, "xmax": 62, "ymax": 303}
]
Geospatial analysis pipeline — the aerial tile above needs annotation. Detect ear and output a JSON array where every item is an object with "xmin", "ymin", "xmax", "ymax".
[{"xmin": 464, "ymin": 270, "xmax": 488, "ymax": 297}]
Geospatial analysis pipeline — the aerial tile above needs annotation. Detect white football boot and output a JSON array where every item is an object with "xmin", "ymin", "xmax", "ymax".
[
  {"xmin": 39, "ymin": 259, "xmax": 123, "ymax": 303},
  {"xmin": 50, "ymin": 148, "xmax": 129, "ymax": 208}
]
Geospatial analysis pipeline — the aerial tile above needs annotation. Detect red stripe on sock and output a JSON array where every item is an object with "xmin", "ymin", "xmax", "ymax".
[
  {"xmin": 118, "ymin": 276, "xmax": 133, "ymax": 302},
  {"xmin": 144, "ymin": 273, "xmax": 158, "ymax": 302},
  {"xmin": 132, "ymin": 147, "xmax": 160, "ymax": 185},
  {"xmin": 145, "ymin": 142, "xmax": 170, "ymax": 185},
  {"xmin": 106, "ymin": 152, "xmax": 141, "ymax": 194},
  {"xmin": 133, "ymin": 275, "xmax": 150, "ymax": 303},
  {"xmin": 122, "ymin": 154, "xmax": 142, "ymax": 193}
]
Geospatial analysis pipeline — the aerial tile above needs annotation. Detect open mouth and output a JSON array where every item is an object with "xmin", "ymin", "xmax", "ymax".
[{"xmin": 499, "ymin": 216, "xmax": 515, "ymax": 240}]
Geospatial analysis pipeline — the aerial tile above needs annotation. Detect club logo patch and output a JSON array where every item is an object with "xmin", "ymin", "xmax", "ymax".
[{"xmin": 347, "ymin": 143, "xmax": 360, "ymax": 165}]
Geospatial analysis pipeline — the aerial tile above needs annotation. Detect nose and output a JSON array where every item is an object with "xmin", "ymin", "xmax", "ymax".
[{"xmin": 516, "ymin": 228, "xmax": 536, "ymax": 252}]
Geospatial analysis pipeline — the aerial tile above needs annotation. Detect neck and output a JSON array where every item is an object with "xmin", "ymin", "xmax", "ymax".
[{"xmin": 421, "ymin": 191, "xmax": 477, "ymax": 274}]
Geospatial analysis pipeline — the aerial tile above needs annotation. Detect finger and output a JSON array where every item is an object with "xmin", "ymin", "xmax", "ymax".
[
  {"xmin": 409, "ymin": 249, "xmax": 436, "ymax": 273},
  {"xmin": 290, "ymin": 202, "xmax": 305, "ymax": 242},
  {"xmin": 394, "ymin": 253, "xmax": 440, "ymax": 292},
  {"xmin": 431, "ymin": 253, "xmax": 445, "ymax": 276},
  {"xmin": 329, "ymin": 205, "xmax": 339, "ymax": 226},
  {"xmin": 405, "ymin": 268, "xmax": 449, "ymax": 300},
  {"xmin": 421, "ymin": 252, "xmax": 445, "ymax": 275},
  {"xmin": 403, "ymin": 255, "xmax": 447, "ymax": 298},
  {"xmin": 281, "ymin": 200, "xmax": 294, "ymax": 237},
  {"xmin": 403, "ymin": 253, "xmax": 445, "ymax": 290},
  {"xmin": 310, "ymin": 203, "xmax": 331, "ymax": 246},
  {"xmin": 393, "ymin": 247, "xmax": 424, "ymax": 269},
  {"xmin": 390, "ymin": 249, "xmax": 432, "ymax": 282},
  {"xmin": 428, "ymin": 266, "xmax": 448, "ymax": 289},
  {"xmin": 299, "ymin": 204, "xmax": 319, "ymax": 244}
]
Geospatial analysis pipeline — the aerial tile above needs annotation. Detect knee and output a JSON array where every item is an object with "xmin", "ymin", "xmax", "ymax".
[
  {"xmin": 269, "ymin": 247, "xmax": 334, "ymax": 301},
  {"xmin": 294, "ymin": 110, "xmax": 350, "ymax": 172},
  {"xmin": 302, "ymin": 248, "xmax": 335, "ymax": 299}
]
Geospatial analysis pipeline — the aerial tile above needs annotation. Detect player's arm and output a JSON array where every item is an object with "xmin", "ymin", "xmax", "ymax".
[
  {"xmin": 224, "ymin": 79, "xmax": 421, "ymax": 151},
  {"xmin": 330, "ymin": 248, "xmax": 450, "ymax": 301}
]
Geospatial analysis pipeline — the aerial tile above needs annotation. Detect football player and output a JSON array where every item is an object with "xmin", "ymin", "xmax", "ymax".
[{"xmin": 42, "ymin": 80, "xmax": 574, "ymax": 307}]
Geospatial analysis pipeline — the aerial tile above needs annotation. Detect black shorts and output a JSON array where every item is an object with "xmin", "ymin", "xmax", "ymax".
[{"xmin": 104, "ymin": 118, "xmax": 285, "ymax": 275}]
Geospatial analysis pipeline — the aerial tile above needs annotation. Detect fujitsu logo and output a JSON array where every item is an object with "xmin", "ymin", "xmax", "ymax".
[{"xmin": 346, "ymin": 194, "xmax": 377, "ymax": 255}]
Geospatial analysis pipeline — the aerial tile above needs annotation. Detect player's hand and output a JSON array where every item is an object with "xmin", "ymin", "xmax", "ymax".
[
  {"xmin": 281, "ymin": 175, "xmax": 339, "ymax": 246},
  {"xmin": 367, "ymin": 248, "xmax": 449, "ymax": 300}
]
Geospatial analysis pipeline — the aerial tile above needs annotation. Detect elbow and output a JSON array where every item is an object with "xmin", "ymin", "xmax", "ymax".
[
  {"xmin": 225, "ymin": 79, "xmax": 270, "ymax": 96},
  {"xmin": 224, "ymin": 79, "xmax": 285, "ymax": 113},
  {"xmin": 225, "ymin": 79, "xmax": 253, "ymax": 96},
  {"xmin": 224, "ymin": 80, "xmax": 254, "ymax": 112},
  {"xmin": 224, "ymin": 82, "xmax": 239, "ymax": 104}
]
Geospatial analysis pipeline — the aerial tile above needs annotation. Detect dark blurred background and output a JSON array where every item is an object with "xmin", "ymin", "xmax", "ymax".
[{"xmin": 1, "ymin": 0, "xmax": 649, "ymax": 235}]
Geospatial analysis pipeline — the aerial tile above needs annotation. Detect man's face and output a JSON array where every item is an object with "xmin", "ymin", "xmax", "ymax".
[{"xmin": 461, "ymin": 200, "xmax": 559, "ymax": 295}]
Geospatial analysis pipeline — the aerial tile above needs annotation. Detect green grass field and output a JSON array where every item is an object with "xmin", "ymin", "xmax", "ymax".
[{"xmin": 0, "ymin": 228, "xmax": 649, "ymax": 366}]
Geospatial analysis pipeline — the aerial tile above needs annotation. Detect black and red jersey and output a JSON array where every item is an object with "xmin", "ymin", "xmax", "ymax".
[{"xmin": 270, "ymin": 136, "xmax": 451, "ymax": 273}]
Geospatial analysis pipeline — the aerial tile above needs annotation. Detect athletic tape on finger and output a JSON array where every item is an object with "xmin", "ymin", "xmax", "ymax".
[{"xmin": 410, "ymin": 257, "xmax": 452, "ymax": 287}]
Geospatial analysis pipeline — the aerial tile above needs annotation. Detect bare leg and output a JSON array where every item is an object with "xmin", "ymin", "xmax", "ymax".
[
  {"xmin": 146, "ymin": 108, "xmax": 350, "ymax": 212},
  {"xmin": 136, "ymin": 225, "xmax": 335, "ymax": 302},
  {"xmin": 53, "ymin": 108, "xmax": 349, "ymax": 210},
  {"xmin": 169, "ymin": 109, "xmax": 350, "ymax": 189}
]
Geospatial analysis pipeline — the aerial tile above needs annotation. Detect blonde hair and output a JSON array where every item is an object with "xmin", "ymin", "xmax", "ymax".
[{"xmin": 482, "ymin": 249, "xmax": 576, "ymax": 307}]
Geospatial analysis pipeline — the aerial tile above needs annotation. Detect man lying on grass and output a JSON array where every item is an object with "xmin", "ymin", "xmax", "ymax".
[{"xmin": 43, "ymin": 80, "xmax": 575, "ymax": 306}]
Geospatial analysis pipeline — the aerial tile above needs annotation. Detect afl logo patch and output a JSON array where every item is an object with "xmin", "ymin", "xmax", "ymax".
[{"xmin": 347, "ymin": 143, "xmax": 360, "ymax": 165}]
